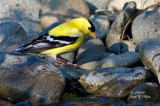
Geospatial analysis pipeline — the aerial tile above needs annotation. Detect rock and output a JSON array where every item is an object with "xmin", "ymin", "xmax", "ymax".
[
  {"xmin": 106, "ymin": 0, "xmax": 158, "ymax": 11},
  {"xmin": 39, "ymin": 0, "xmax": 90, "ymax": 28},
  {"xmin": 0, "ymin": 98, "xmax": 13, "ymax": 106},
  {"xmin": 139, "ymin": 38, "xmax": 160, "ymax": 84},
  {"xmin": 96, "ymin": 51, "xmax": 140, "ymax": 69},
  {"xmin": 79, "ymin": 67, "xmax": 150, "ymax": 97},
  {"xmin": 76, "ymin": 39, "xmax": 111, "ymax": 70},
  {"xmin": 85, "ymin": 0, "xmax": 109, "ymax": 11},
  {"xmin": 132, "ymin": 7, "xmax": 160, "ymax": 45},
  {"xmin": 0, "ymin": 52, "xmax": 65, "ymax": 105},
  {"xmin": 0, "ymin": 0, "xmax": 42, "ymax": 39},
  {"xmin": 107, "ymin": 40, "xmax": 136, "ymax": 54},
  {"xmin": 128, "ymin": 82, "xmax": 160, "ymax": 103},
  {"xmin": 106, "ymin": 1, "xmax": 137, "ymax": 47},
  {"xmin": 86, "ymin": 14, "xmax": 110, "ymax": 41},
  {"xmin": 0, "ymin": 22, "xmax": 28, "ymax": 51}
]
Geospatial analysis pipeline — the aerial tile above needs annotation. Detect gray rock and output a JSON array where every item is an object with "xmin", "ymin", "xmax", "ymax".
[
  {"xmin": 0, "ymin": 52, "xmax": 65, "ymax": 105},
  {"xmin": 0, "ymin": 0, "xmax": 42, "ymax": 39},
  {"xmin": 132, "ymin": 7, "xmax": 160, "ymax": 45},
  {"xmin": 79, "ymin": 67, "xmax": 150, "ymax": 97},
  {"xmin": 96, "ymin": 51, "xmax": 140, "ymax": 69},
  {"xmin": 139, "ymin": 38, "xmax": 160, "ymax": 84},
  {"xmin": 39, "ymin": 0, "xmax": 90, "ymax": 28},
  {"xmin": 76, "ymin": 39, "xmax": 111, "ymax": 69},
  {"xmin": 128, "ymin": 82, "xmax": 160, "ymax": 103},
  {"xmin": 107, "ymin": 40, "xmax": 136, "ymax": 54},
  {"xmin": 107, "ymin": 0, "xmax": 158, "ymax": 11},
  {"xmin": 86, "ymin": 14, "xmax": 110, "ymax": 41},
  {"xmin": 85, "ymin": 0, "xmax": 109, "ymax": 11},
  {"xmin": 106, "ymin": 1, "xmax": 137, "ymax": 47},
  {"xmin": 0, "ymin": 22, "xmax": 28, "ymax": 51}
]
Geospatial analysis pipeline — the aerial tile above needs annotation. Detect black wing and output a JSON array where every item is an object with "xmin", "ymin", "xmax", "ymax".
[{"xmin": 15, "ymin": 33, "xmax": 79, "ymax": 53}]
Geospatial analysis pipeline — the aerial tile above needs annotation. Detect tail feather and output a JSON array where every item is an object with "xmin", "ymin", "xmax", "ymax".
[{"xmin": 12, "ymin": 44, "xmax": 32, "ymax": 53}]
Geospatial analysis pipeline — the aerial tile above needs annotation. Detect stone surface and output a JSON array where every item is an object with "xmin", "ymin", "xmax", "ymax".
[
  {"xmin": 106, "ymin": 0, "xmax": 159, "ymax": 11},
  {"xmin": 85, "ymin": 0, "xmax": 109, "ymax": 11},
  {"xmin": 128, "ymin": 82, "xmax": 160, "ymax": 103},
  {"xmin": 76, "ymin": 39, "xmax": 111, "ymax": 70},
  {"xmin": 107, "ymin": 40, "xmax": 136, "ymax": 54},
  {"xmin": 86, "ymin": 14, "xmax": 110, "ymax": 41},
  {"xmin": 79, "ymin": 67, "xmax": 149, "ymax": 97},
  {"xmin": 0, "ymin": 0, "xmax": 42, "ymax": 39},
  {"xmin": 0, "ymin": 22, "xmax": 28, "ymax": 51},
  {"xmin": 132, "ymin": 7, "xmax": 160, "ymax": 45},
  {"xmin": 96, "ymin": 51, "xmax": 140, "ymax": 69},
  {"xmin": 106, "ymin": 1, "xmax": 137, "ymax": 47},
  {"xmin": 39, "ymin": 0, "xmax": 90, "ymax": 28},
  {"xmin": 0, "ymin": 52, "xmax": 65, "ymax": 105},
  {"xmin": 139, "ymin": 38, "xmax": 160, "ymax": 84}
]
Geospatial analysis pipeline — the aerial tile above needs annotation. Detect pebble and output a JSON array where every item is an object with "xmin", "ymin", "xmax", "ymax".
[
  {"xmin": 0, "ymin": 52, "xmax": 65, "ymax": 105},
  {"xmin": 39, "ymin": 0, "xmax": 90, "ymax": 28},
  {"xmin": 132, "ymin": 7, "xmax": 160, "ymax": 45},
  {"xmin": 0, "ymin": 22, "xmax": 28, "ymax": 51},
  {"xmin": 96, "ymin": 51, "xmax": 140, "ymax": 69},
  {"xmin": 0, "ymin": 0, "xmax": 42, "ymax": 39},
  {"xmin": 139, "ymin": 38, "xmax": 160, "ymax": 84},
  {"xmin": 79, "ymin": 67, "xmax": 149, "ymax": 97},
  {"xmin": 76, "ymin": 39, "xmax": 111, "ymax": 70},
  {"xmin": 106, "ymin": 1, "xmax": 137, "ymax": 47}
]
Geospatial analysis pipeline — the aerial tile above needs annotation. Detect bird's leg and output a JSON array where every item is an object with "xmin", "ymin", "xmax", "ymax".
[
  {"xmin": 57, "ymin": 56, "xmax": 80, "ymax": 68},
  {"xmin": 51, "ymin": 55, "xmax": 66, "ymax": 66}
]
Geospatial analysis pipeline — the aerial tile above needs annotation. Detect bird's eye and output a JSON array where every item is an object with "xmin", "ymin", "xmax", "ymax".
[{"xmin": 88, "ymin": 27, "xmax": 91, "ymax": 30}]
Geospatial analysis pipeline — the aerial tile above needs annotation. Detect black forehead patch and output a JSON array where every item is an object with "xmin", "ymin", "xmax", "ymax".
[{"xmin": 88, "ymin": 19, "xmax": 95, "ymax": 32}]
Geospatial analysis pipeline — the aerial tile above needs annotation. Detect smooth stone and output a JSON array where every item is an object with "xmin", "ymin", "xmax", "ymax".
[
  {"xmin": 106, "ymin": 1, "xmax": 137, "ymax": 47},
  {"xmin": 128, "ymin": 82, "xmax": 160, "ymax": 103},
  {"xmin": 139, "ymin": 38, "xmax": 160, "ymax": 84},
  {"xmin": 132, "ymin": 7, "xmax": 160, "ymax": 45},
  {"xmin": 86, "ymin": 14, "xmax": 110, "ymax": 41},
  {"xmin": 39, "ymin": 0, "xmax": 90, "ymax": 28},
  {"xmin": 107, "ymin": 0, "xmax": 159, "ymax": 11},
  {"xmin": 85, "ymin": 0, "xmax": 109, "ymax": 11},
  {"xmin": 0, "ymin": 22, "xmax": 28, "ymax": 51},
  {"xmin": 0, "ymin": 52, "xmax": 65, "ymax": 105},
  {"xmin": 96, "ymin": 51, "xmax": 140, "ymax": 69},
  {"xmin": 0, "ymin": 0, "xmax": 42, "ymax": 39},
  {"xmin": 79, "ymin": 67, "xmax": 150, "ymax": 97},
  {"xmin": 76, "ymin": 39, "xmax": 111, "ymax": 70},
  {"xmin": 107, "ymin": 40, "xmax": 136, "ymax": 54}
]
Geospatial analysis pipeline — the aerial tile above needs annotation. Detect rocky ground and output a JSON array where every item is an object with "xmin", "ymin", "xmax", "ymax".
[{"xmin": 0, "ymin": 0, "xmax": 160, "ymax": 105}]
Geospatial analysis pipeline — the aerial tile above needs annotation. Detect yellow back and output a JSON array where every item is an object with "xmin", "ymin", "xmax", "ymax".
[{"xmin": 48, "ymin": 18, "xmax": 91, "ymax": 37}]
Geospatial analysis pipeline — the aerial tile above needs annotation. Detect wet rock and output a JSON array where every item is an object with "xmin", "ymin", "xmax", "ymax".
[
  {"xmin": 76, "ymin": 39, "xmax": 111, "ymax": 70},
  {"xmin": 0, "ymin": 52, "xmax": 65, "ymax": 105},
  {"xmin": 79, "ymin": 67, "xmax": 149, "ymax": 97},
  {"xmin": 86, "ymin": 14, "xmax": 110, "ymax": 41},
  {"xmin": 0, "ymin": 0, "xmax": 42, "ymax": 39},
  {"xmin": 128, "ymin": 82, "xmax": 160, "ymax": 103},
  {"xmin": 107, "ymin": 40, "xmax": 136, "ymax": 54},
  {"xmin": 132, "ymin": 7, "xmax": 160, "ymax": 45},
  {"xmin": 0, "ymin": 22, "xmax": 28, "ymax": 51},
  {"xmin": 107, "ymin": 0, "xmax": 158, "ymax": 11},
  {"xmin": 96, "ymin": 52, "xmax": 140, "ymax": 69},
  {"xmin": 39, "ymin": 0, "xmax": 90, "ymax": 28},
  {"xmin": 139, "ymin": 38, "xmax": 160, "ymax": 84},
  {"xmin": 106, "ymin": 1, "xmax": 137, "ymax": 47},
  {"xmin": 0, "ymin": 98, "xmax": 13, "ymax": 106}
]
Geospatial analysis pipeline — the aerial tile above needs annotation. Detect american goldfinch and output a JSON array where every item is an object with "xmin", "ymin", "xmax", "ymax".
[{"xmin": 14, "ymin": 18, "xmax": 96, "ymax": 66}]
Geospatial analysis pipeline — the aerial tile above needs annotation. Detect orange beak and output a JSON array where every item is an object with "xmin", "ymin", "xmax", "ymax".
[{"xmin": 89, "ymin": 32, "xmax": 96, "ymax": 39}]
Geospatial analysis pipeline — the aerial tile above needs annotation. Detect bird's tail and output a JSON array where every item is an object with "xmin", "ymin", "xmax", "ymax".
[{"xmin": 12, "ymin": 44, "xmax": 32, "ymax": 53}]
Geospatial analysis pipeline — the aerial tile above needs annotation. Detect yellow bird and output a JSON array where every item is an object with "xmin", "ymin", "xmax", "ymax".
[{"xmin": 14, "ymin": 18, "xmax": 96, "ymax": 66}]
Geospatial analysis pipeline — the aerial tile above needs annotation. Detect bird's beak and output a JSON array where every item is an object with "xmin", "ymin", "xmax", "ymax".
[{"xmin": 89, "ymin": 32, "xmax": 96, "ymax": 39}]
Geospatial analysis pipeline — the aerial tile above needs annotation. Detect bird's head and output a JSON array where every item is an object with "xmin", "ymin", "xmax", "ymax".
[{"xmin": 72, "ymin": 18, "xmax": 96, "ymax": 39}]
